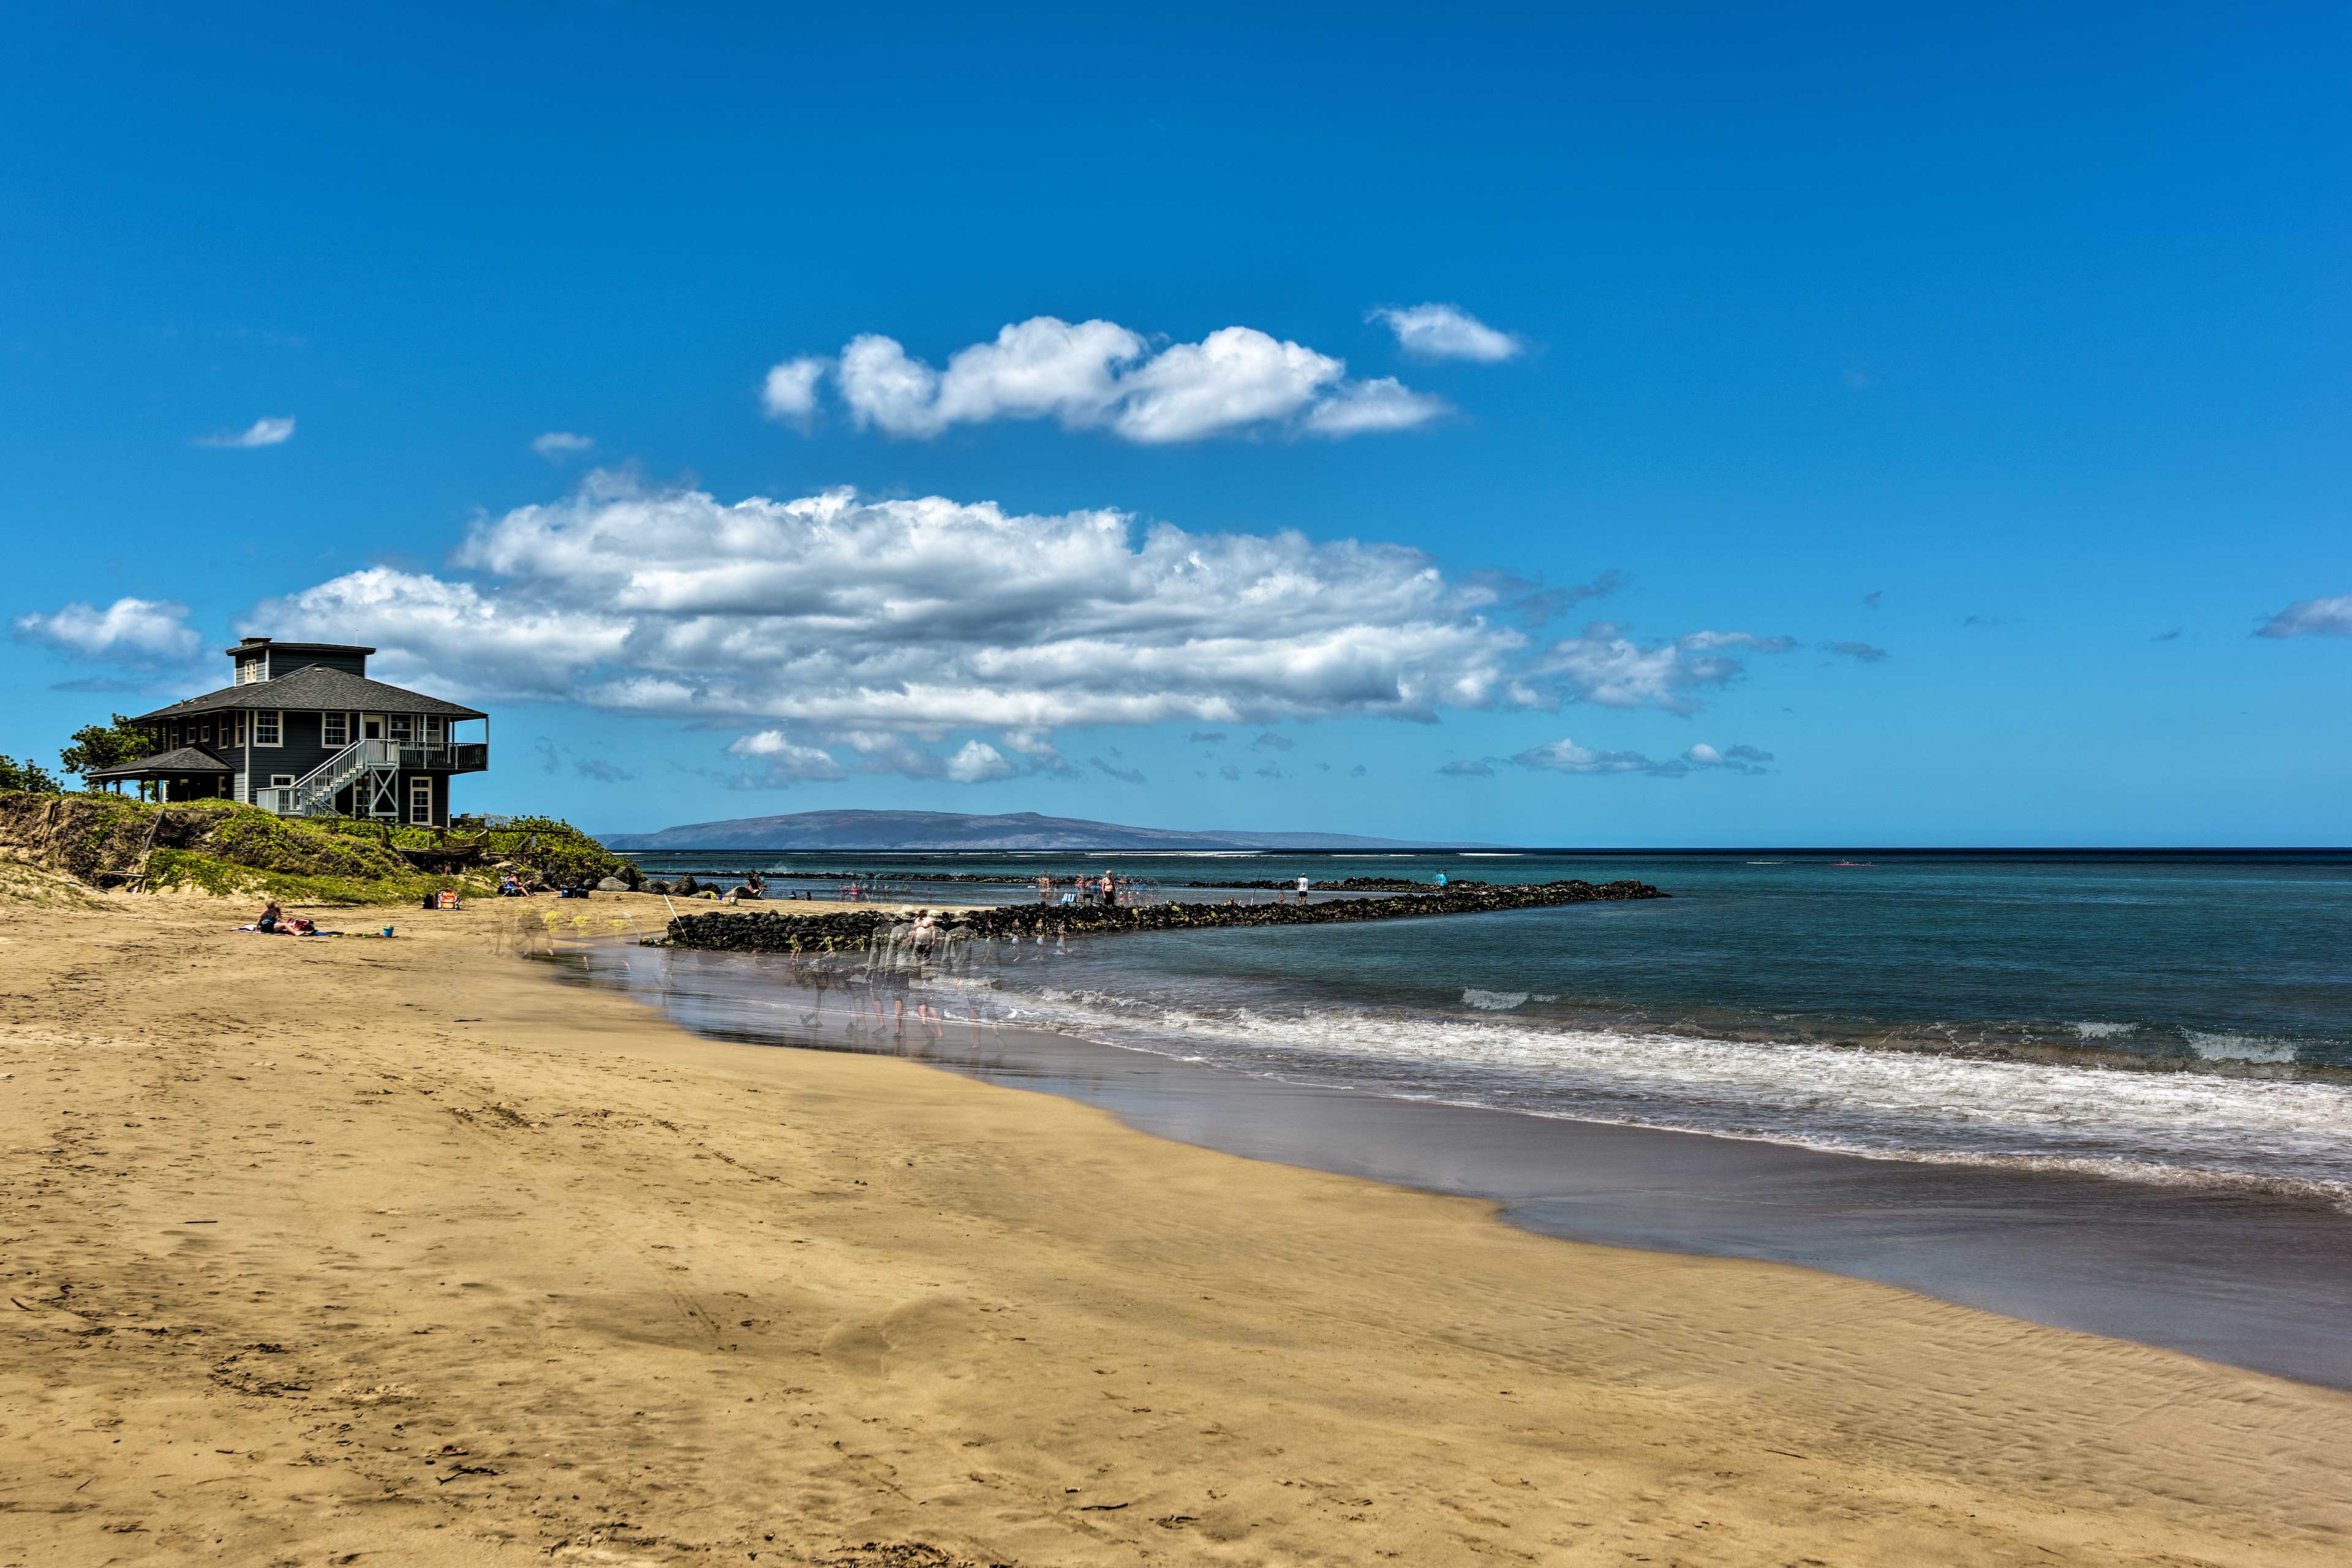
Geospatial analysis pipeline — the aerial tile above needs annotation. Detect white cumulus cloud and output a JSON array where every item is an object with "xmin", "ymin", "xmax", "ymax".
[
  {"xmin": 1302, "ymin": 377, "xmax": 1450, "ymax": 437},
  {"xmin": 1369, "ymin": 303, "xmax": 1523, "ymax": 363},
  {"xmin": 944, "ymin": 739, "xmax": 1016, "ymax": 783},
  {"xmin": 238, "ymin": 475, "xmax": 1800, "ymax": 782},
  {"xmin": 1107, "ymin": 326, "xmax": 1344, "ymax": 442},
  {"xmin": 252, "ymin": 566, "xmax": 631, "ymax": 694},
  {"xmin": 772, "ymin": 316, "xmax": 1442, "ymax": 443},
  {"xmin": 194, "ymin": 415, "xmax": 295, "ymax": 449},
  {"xmin": 1526, "ymin": 622, "xmax": 1797, "ymax": 714},
  {"xmin": 760, "ymin": 357, "xmax": 828, "ymax": 424},
  {"xmin": 13, "ymin": 597, "xmax": 202, "ymax": 662},
  {"xmin": 2256, "ymin": 595, "xmax": 2352, "ymax": 638},
  {"xmin": 1444, "ymin": 737, "xmax": 1773, "ymax": 778},
  {"xmin": 727, "ymin": 731, "xmax": 849, "ymax": 785},
  {"xmin": 241, "ymin": 475, "xmax": 1531, "ymax": 782},
  {"xmin": 531, "ymin": 431, "xmax": 595, "ymax": 459}
]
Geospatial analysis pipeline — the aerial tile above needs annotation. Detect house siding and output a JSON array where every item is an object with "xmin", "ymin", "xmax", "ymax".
[{"xmin": 269, "ymin": 650, "xmax": 371, "ymax": 678}]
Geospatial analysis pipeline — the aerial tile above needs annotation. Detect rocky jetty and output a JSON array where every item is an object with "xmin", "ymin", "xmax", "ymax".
[
  {"xmin": 643, "ymin": 871, "xmax": 1488, "ymax": 892},
  {"xmin": 1177, "ymin": 875, "xmax": 1477, "ymax": 892},
  {"xmin": 663, "ymin": 878, "xmax": 1665, "ymax": 954}
]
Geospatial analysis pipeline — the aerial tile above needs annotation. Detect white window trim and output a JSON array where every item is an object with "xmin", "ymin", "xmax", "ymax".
[
  {"xmin": 252, "ymin": 709, "xmax": 283, "ymax": 747},
  {"xmin": 409, "ymin": 777, "xmax": 433, "ymax": 825},
  {"xmin": 270, "ymin": 774, "xmax": 295, "ymax": 788},
  {"xmin": 322, "ymin": 711, "xmax": 349, "ymax": 748}
]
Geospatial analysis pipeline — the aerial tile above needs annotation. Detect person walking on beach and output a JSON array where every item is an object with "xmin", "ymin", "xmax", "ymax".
[{"xmin": 1296, "ymin": 873, "xmax": 1310, "ymax": 903}]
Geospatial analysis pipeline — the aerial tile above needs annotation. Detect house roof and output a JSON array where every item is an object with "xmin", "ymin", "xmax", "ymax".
[
  {"xmin": 83, "ymin": 745, "xmax": 235, "ymax": 780},
  {"xmin": 129, "ymin": 665, "xmax": 489, "ymax": 723},
  {"xmin": 227, "ymin": 639, "xmax": 377, "ymax": 658}
]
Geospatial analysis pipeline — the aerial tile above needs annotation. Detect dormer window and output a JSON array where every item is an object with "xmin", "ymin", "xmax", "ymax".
[{"xmin": 235, "ymin": 656, "xmax": 267, "ymax": 685}]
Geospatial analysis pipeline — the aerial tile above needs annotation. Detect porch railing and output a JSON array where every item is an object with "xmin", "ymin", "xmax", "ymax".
[{"xmin": 252, "ymin": 736, "xmax": 491, "ymax": 817}]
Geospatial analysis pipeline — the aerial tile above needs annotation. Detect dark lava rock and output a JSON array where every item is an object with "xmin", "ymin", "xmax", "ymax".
[{"xmin": 663, "ymin": 880, "xmax": 1665, "ymax": 954}]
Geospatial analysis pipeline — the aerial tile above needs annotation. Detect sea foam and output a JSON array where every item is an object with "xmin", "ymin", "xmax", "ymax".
[{"xmin": 991, "ymin": 984, "xmax": 2352, "ymax": 1207}]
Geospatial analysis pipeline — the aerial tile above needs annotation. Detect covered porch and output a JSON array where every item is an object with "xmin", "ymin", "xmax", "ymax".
[{"xmin": 82, "ymin": 746, "xmax": 234, "ymax": 802}]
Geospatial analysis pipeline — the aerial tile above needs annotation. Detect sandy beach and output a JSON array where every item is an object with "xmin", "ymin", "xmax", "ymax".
[{"xmin": 4, "ymin": 882, "xmax": 2349, "ymax": 1567}]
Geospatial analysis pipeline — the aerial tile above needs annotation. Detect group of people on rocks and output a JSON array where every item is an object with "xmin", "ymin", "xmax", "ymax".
[{"xmin": 1035, "ymin": 872, "xmax": 1148, "ymax": 907}]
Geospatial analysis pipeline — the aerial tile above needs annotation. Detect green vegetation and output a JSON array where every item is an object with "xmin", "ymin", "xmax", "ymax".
[
  {"xmin": 473, "ymin": 816, "xmax": 632, "ymax": 889},
  {"xmin": 0, "ymin": 790, "xmax": 627, "ymax": 905},
  {"xmin": 0, "ymin": 756, "xmax": 61, "ymax": 794},
  {"xmin": 205, "ymin": 807, "xmax": 421, "ymax": 880},
  {"xmin": 59, "ymin": 712, "xmax": 156, "ymax": 780},
  {"xmin": 141, "ymin": 846, "xmax": 468, "ymax": 906}
]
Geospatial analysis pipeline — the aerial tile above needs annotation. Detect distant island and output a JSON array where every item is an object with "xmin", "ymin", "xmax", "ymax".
[{"xmin": 596, "ymin": 809, "xmax": 1477, "ymax": 853}]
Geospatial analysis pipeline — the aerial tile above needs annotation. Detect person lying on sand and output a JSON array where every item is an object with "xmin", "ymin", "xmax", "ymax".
[{"xmin": 249, "ymin": 901, "xmax": 318, "ymax": 936}]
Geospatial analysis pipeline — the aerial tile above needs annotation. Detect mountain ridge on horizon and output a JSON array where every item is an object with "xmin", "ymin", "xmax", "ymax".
[{"xmin": 595, "ymin": 809, "xmax": 1481, "ymax": 853}]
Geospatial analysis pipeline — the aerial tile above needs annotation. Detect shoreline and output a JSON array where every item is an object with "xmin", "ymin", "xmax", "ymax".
[
  {"xmin": 4, "ymin": 891, "xmax": 2348, "ymax": 1565},
  {"xmin": 566, "ymin": 943, "xmax": 2352, "ymax": 1392}
]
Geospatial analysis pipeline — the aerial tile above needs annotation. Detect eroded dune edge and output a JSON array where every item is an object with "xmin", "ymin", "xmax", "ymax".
[{"xmin": 3, "ymin": 891, "xmax": 2347, "ymax": 1567}]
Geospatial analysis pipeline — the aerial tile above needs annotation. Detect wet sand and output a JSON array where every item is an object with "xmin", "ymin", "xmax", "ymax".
[
  {"xmin": 4, "ymin": 886, "xmax": 2350, "ymax": 1566},
  {"xmin": 573, "ymin": 944, "xmax": 2352, "ymax": 1391}
]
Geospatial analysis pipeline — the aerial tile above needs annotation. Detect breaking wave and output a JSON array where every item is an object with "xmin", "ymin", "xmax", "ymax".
[{"xmin": 980, "ymin": 981, "xmax": 2352, "ymax": 1208}]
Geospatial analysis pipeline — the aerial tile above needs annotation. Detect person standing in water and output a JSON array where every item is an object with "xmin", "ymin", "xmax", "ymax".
[{"xmin": 1295, "ymin": 873, "xmax": 1310, "ymax": 903}]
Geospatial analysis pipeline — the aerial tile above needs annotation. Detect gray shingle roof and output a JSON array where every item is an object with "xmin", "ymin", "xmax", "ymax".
[
  {"xmin": 130, "ymin": 665, "xmax": 488, "ymax": 723},
  {"xmin": 84, "ymin": 745, "xmax": 234, "ymax": 780}
]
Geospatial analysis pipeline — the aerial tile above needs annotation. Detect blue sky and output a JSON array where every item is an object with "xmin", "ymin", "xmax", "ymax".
[{"xmin": 3, "ymin": 2, "xmax": 2346, "ymax": 844}]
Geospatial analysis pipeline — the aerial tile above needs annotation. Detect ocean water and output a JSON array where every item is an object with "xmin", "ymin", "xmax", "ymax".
[{"xmin": 622, "ymin": 850, "xmax": 2352, "ymax": 1207}]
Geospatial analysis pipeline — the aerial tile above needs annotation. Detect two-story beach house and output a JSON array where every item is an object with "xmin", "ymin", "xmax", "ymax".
[{"xmin": 85, "ymin": 637, "xmax": 489, "ymax": 827}]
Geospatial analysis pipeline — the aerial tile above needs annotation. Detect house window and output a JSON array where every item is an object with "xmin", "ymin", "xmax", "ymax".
[
  {"xmin": 388, "ymin": 714, "xmax": 414, "ymax": 742},
  {"xmin": 270, "ymin": 774, "xmax": 295, "ymax": 788},
  {"xmin": 409, "ymin": 777, "xmax": 433, "ymax": 825},
  {"xmin": 322, "ymin": 712, "xmax": 349, "ymax": 747},
  {"xmin": 198, "ymin": 720, "xmax": 211, "ymax": 745},
  {"xmin": 235, "ymin": 658, "xmax": 265, "ymax": 685},
  {"xmin": 253, "ymin": 710, "xmax": 282, "ymax": 747},
  {"xmin": 421, "ymin": 715, "xmax": 444, "ymax": 745}
]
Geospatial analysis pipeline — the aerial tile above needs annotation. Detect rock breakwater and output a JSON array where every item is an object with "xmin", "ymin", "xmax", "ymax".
[{"xmin": 664, "ymin": 879, "xmax": 1664, "ymax": 954}]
